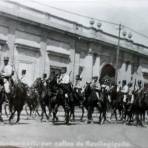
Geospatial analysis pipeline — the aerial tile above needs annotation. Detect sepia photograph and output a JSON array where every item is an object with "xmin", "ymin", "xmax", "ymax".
[{"xmin": 0, "ymin": 0, "xmax": 147, "ymax": 147}]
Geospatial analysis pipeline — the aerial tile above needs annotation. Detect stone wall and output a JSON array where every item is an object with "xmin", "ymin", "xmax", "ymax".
[{"xmin": 0, "ymin": 13, "xmax": 147, "ymax": 87}]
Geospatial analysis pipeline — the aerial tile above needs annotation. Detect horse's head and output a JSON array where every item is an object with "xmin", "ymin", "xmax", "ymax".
[
  {"xmin": 33, "ymin": 78, "xmax": 42, "ymax": 89},
  {"xmin": 84, "ymin": 83, "xmax": 92, "ymax": 95}
]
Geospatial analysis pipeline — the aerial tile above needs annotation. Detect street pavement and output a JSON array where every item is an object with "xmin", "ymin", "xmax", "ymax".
[{"xmin": 0, "ymin": 110, "xmax": 148, "ymax": 148}]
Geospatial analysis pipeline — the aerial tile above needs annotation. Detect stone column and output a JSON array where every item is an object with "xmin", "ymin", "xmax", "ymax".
[
  {"xmin": 7, "ymin": 20, "xmax": 16, "ymax": 65},
  {"xmin": 40, "ymin": 30, "xmax": 48, "ymax": 77},
  {"xmin": 69, "ymin": 40, "xmax": 76, "ymax": 83},
  {"xmin": 73, "ymin": 52, "xmax": 80, "ymax": 83},
  {"xmin": 82, "ymin": 45, "xmax": 93, "ymax": 84},
  {"xmin": 92, "ymin": 54, "xmax": 100, "ymax": 78}
]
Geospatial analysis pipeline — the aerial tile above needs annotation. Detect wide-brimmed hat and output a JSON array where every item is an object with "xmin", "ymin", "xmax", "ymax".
[
  {"xmin": 76, "ymin": 75, "xmax": 82, "ymax": 80},
  {"xmin": 92, "ymin": 76, "xmax": 98, "ymax": 80},
  {"xmin": 22, "ymin": 69, "xmax": 26, "ymax": 75},
  {"xmin": 43, "ymin": 73, "xmax": 47, "ymax": 78},
  {"xmin": 61, "ymin": 67, "xmax": 67, "ymax": 73}
]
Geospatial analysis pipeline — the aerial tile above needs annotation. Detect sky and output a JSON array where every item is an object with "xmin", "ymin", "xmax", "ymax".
[{"xmin": 7, "ymin": 0, "xmax": 148, "ymax": 46}]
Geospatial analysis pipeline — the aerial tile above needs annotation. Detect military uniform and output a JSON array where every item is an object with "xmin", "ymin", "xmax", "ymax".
[
  {"xmin": 121, "ymin": 84, "xmax": 129, "ymax": 103},
  {"xmin": 21, "ymin": 70, "xmax": 27, "ymax": 85},
  {"xmin": 91, "ymin": 77, "xmax": 101, "ymax": 99},
  {"xmin": 74, "ymin": 76, "xmax": 83, "ymax": 94},
  {"xmin": 0, "ymin": 57, "xmax": 13, "ymax": 94},
  {"xmin": 128, "ymin": 85, "xmax": 134, "ymax": 104}
]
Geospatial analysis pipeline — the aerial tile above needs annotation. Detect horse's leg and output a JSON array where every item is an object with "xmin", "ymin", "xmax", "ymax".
[
  {"xmin": 40, "ymin": 104, "xmax": 45, "ymax": 121},
  {"xmin": 52, "ymin": 104, "xmax": 58, "ymax": 123},
  {"xmin": 48, "ymin": 102, "xmax": 52, "ymax": 119},
  {"xmin": 87, "ymin": 105, "xmax": 93, "ymax": 124},
  {"xmin": 142, "ymin": 111, "xmax": 145, "ymax": 122},
  {"xmin": 16, "ymin": 110, "xmax": 21, "ymax": 123},
  {"xmin": 99, "ymin": 112, "xmax": 102, "ymax": 124},
  {"xmin": 110, "ymin": 108, "xmax": 114, "ymax": 121},
  {"xmin": 44, "ymin": 106, "xmax": 49, "ymax": 121},
  {"xmin": 0, "ymin": 104, "xmax": 3, "ymax": 122},
  {"xmin": 64, "ymin": 103, "xmax": 70, "ymax": 125},
  {"xmin": 114, "ymin": 109, "xmax": 118, "ymax": 121},
  {"xmin": 70, "ymin": 105, "xmax": 75, "ymax": 121},
  {"xmin": 9, "ymin": 110, "xmax": 16, "ymax": 123},
  {"xmin": 64, "ymin": 97, "xmax": 70, "ymax": 125},
  {"xmin": 80, "ymin": 106, "xmax": 84, "ymax": 121},
  {"xmin": 140, "ymin": 112, "xmax": 144, "ymax": 127},
  {"xmin": 36, "ymin": 105, "xmax": 41, "ymax": 117},
  {"xmin": 101, "ymin": 110, "xmax": 107, "ymax": 124}
]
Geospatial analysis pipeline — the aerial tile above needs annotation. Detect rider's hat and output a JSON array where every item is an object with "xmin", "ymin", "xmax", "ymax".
[
  {"xmin": 61, "ymin": 67, "xmax": 67, "ymax": 74},
  {"xmin": 22, "ymin": 69, "xmax": 26, "ymax": 75},
  {"xmin": 122, "ymin": 80, "xmax": 126, "ymax": 84},
  {"xmin": 76, "ymin": 75, "xmax": 81, "ymax": 80},
  {"xmin": 43, "ymin": 73, "xmax": 47, "ymax": 78},
  {"xmin": 92, "ymin": 76, "xmax": 98, "ymax": 80},
  {"xmin": 3, "ymin": 56, "xmax": 9, "ymax": 61},
  {"xmin": 138, "ymin": 80, "xmax": 142, "ymax": 84}
]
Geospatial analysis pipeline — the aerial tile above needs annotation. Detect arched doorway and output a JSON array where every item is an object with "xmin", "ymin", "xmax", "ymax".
[{"xmin": 100, "ymin": 64, "xmax": 115, "ymax": 82}]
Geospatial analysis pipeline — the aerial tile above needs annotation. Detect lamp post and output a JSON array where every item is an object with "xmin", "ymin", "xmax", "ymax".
[
  {"xmin": 115, "ymin": 24, "xmax": 122, "ymax": 84},
  {"xmin": 115, "ymin": 24, "xmax": 133, "ymax": 84}
]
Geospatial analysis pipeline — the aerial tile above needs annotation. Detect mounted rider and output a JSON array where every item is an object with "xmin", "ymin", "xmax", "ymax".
[
  {"xmin": 121, "ymin": 80, "xmax": 129, "ymax": 103},
  {"xmin": 128, "ymin": 82, "xmax": 134, "ymax": 104},
  {"xmin": 42, "ymin": 73, "xmax": 48, "ymax": 87},
  {"xmin": 91, "ymin": 76, "xmax": 101, "ymax": 99},
  {"xmin": 58, "ymin": 68, "xmax": 72, "ymax": 98},
  {"xmin": 74, "ymin": 75, "xmax": 83, "ymax": 94},
  {"xmin": 136, "ymin": 80, "xmax": 144, "ymax": 99},
  {"xmin": 117, "ymin": 81, "xmax": 122, "ymax": 92},
  {"xmin": 21, "ymin": 69, "xmax": 28, "ymax": 85},
  {"xmin": 0, "ymin": 56, "xmax": 13, "ymax": 95}
]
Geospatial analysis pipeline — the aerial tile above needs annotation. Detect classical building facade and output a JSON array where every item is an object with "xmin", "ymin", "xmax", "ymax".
[{"xmin": 0, "ymin": 0, "xmax": 148, "ymax": 87}]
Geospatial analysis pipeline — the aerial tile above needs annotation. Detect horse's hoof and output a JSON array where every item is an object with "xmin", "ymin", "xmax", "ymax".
[
  {"xmin": 87, "ymin": 120, "xmax": 91, "ymax": 124},
  {"xmin": 0, "ymin": 118, "xmax": 3, "ymax": 122},
  {"xmin": 9, "ymin": 121, "xmax": 12, "ymax": 125},
  {"xmin": 15, "ymin": 121, "xmax": 19, "ymax": 124}
]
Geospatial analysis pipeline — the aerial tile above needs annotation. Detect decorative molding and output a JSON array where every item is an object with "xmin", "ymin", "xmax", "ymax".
[{"xmin": 15, "ymin": 39, "xmax": 40, "ymax": 51}]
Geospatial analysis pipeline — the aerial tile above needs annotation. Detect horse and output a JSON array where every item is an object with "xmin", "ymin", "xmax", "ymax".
[
  {"xmin": 84, "ymin": 83, "xmax": 109, "ymax": 124},
  {"xmin": 25, "ymin": 86, "xmax": 40, "ymax": 118},
  {"xmin": 0, "ymin": 77, "xmax": 6, "ymax": 121},
  {"xmin": 124, "ymin": 90, "xmax": 146, "ymax": 126},
  {"xmin": 69, "ymin": 87, "xmax": 85, "ymax": 121},
  {"xmin": 9, "ymin": 81, "xmax": 27, "ymax": 123},
  {"xmin": 48, "ymin": 79, "xmax": 72, "ymax": 125},
  {"xmin": 33, "ymin": 78, "xmax": 51, "ymax": 121},
  {"xmin": 110, "ymin": 85, "xmax": 123, "ymax": 121}
]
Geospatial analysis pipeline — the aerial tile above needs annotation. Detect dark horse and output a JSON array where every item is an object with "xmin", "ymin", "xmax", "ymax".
[
  {"xmin": 69, "ymin": 87, "xmax": 85, "ymax": 121},
  {"xmin": 48, "ymin": 79, "xmax": 73, "ymax": 125},
  {"xmin": 125, "ymin": 90, "xmax": 148, "ymax": 126},
  {"xmin": 33, "ymin": 78, "xmax": 51, "ymax": 121},
  {"xmin": 0, "ymin": 77, "xmax": 6, "ymax": 121},
  {"xmin": 25, "ymin": 86, "xmax": 40, "ymax": 118},
  {"xmin": 9, "ymin": 81, "xmax": 27, "ymax": 123},
  {"xmin": 110, "ymin": 85, "xmax": 123, "ymax": 121},
  {"xmin": 84, "ymin": 83, "xmax": 109, "ymax": 124}
]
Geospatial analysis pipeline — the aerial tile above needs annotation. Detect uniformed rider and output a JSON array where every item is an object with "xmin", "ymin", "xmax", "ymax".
[
  {"xmin": 91, "ymin": 76, "xmax": 101, "ymax": 99},
  {"xmin": 0, "ymin": 56, "xmax": 13, "ymax": 94},
  {"xmin": 74, "ymin": 75, "xmax": 83, "ymax": 94},
  {"xmin": 121, "ymin": 80, "xmax": 129, "ymax": 103}
]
